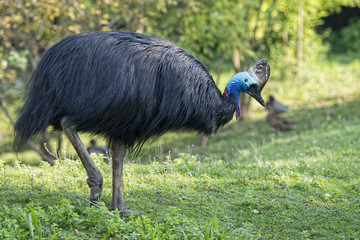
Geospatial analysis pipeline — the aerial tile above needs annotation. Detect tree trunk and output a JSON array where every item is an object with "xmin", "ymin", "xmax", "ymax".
[
  {"xmin": 40, "ymin": 129, "xmax": 53, "ymax": 155},
  {"xmin": 232, "ymin": 47, "xmax": 251, "ymax": 118},
  {"xmin": 251, "ymin": 0, "xmax": 265, "ymax": 60},
  {"xmin": 28, "ymin": 141, "xmax": 56, "ymax": 165},
  {"xmin": 215, "ymin": 51, "xmax": 225, "ymax": 85},
  {"xmin": 239, "ymin": 93, "xmax": 251, "ymax": 118},
  {"xmin": 233, "ymin": 47, "xmax": 241, "ymax": 72},
  {"xmin": 297, "ymin": 0, "xmax": 304, "ymax": 73},
  {"xmin": 56, "ymin": 132, "xmax": 63, "ymax": 158}
]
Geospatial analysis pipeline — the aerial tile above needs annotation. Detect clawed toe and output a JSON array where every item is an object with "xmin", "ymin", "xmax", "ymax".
[{"xmin": 89, "ymin": 185, "xmax": 103, "ymax": 202}]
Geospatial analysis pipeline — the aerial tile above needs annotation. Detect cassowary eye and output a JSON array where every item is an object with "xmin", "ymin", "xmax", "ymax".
[{"xmin": 245, "ymin": 78, "xmax": 248, "ymax": 82}]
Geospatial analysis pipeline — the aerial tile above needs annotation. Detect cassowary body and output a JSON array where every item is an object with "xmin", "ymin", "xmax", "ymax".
[{"xmin": 14, "ymin": 31, "xmax": 270, "ymax": 213}]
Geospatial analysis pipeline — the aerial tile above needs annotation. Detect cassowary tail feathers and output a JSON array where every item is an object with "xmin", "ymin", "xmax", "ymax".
[{"xmin": 14, "ymin": 82, "xmax": 55, "ymax": 151}]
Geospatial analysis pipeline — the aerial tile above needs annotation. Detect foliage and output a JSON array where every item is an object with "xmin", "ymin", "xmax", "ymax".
[
  {"xmin": 326, "ymin": 17, "xmax": 360, "ymax": 54},
  {"xmin": 1, "ymin": 0, "xmax": 359, "ymax": 76},
  {"xmin": 0, "ymin": 47, "xmax": 28, "ymax": 95}
]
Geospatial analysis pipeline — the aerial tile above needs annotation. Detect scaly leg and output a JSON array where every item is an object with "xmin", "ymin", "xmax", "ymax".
[
  {"xmin": 199, "ymin": 133, "xmax": 209, "ymax": 146},
  {"xmin": 109, "ymin": 139, "xmax": 127, "ymax": 211},
  {"xmin": 61, "ymin": 117, "xmax": 103, "ymax": 202},
  {"xmin": 109, "ymin": 139, "xmax": 145, "ymax": 215}
]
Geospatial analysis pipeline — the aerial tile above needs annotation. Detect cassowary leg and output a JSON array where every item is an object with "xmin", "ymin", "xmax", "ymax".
[
  {"xmin": 109, "ymin": 139, "xmax": 144, "ymax": 215},
  {"xmin": 109, "ymin": 139, "xmax": 128, "ymax": 213},
  {"xmin": 199, "ymin": 133, "xmax": 209, "ymax": 146},
  {"xmin": 60, "ymin": 117, "xmax": 103, "ymax": 202},
  {"xmin": 109, "ymin": 139, "xmax": 126, "ymax": 210}
]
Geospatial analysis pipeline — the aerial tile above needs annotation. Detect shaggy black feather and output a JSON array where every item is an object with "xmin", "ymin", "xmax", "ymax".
[{"xmin": 14, "ymin": 31, "xmax": 237, "ymax": 152}]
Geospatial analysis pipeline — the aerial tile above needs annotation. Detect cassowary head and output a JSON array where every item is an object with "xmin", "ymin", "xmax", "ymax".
[{"xmin": 223, "ymin": 58, "xmax": 270, "ymax": 119}]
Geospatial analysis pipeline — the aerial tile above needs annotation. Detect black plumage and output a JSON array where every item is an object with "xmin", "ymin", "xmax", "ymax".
[
  {"xmin": 14, "ymin": 31, "xmax": 269, "ymax": 213},
  {"xmin": 15, "ymin": 31, "xmax": 235, "ymax": 152}
]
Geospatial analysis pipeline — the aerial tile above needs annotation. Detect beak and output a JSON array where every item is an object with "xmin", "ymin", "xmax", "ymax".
[{"xmin": 247, "ymin": 86, "xmax": 265, "ymax": 107}]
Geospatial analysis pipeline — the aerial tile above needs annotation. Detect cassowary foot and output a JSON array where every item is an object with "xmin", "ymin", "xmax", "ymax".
[
  {"xmin": 89, "ymin": 185, "xmax": 103, "ymax": 203},
  {"xmin": 87, "ymin": 176, "xmax": 103, "ymax": 202}
]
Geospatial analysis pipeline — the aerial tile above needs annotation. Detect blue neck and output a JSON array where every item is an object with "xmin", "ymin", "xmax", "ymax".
[
  {"xmin": 224, "ymin": 75, "xmax": 248, "ymax": 118},
  {"xmin": 224, "ymin": 76, "xmax": 247, "ymax": 101}
]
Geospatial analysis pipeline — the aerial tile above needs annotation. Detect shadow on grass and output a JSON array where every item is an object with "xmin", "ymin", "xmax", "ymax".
[{"xmin": 130, "ymin": 95, "xmax": 360, "ymax": 164}]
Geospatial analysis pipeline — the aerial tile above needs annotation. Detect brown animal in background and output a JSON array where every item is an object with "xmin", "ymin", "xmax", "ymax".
[{"xmin": 266, "ymin": 96, "xmax": 296, "ymax": 131}]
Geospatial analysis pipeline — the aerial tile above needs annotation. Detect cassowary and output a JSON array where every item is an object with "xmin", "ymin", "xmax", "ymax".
[
  {"xmin": 14, "ymin": 31, "xmax": 270, "ymax": 214},
  {"xmin": 266, "ymin": 96, "xmax": 296, "ymax": 131}
]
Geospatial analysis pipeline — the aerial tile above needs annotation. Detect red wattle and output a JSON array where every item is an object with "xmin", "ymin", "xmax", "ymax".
[{"xmin": 223, "ymin": 88, "xmax": 228, "ymax": 99}]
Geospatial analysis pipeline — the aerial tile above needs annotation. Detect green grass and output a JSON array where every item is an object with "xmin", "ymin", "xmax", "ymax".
[{"xmin": 1, "ymin": 57, "xmax": 360, "ymax": 239}]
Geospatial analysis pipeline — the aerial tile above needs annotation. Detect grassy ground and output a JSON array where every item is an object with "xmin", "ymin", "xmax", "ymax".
[{"xmin": 0, "ymin": 57, "xmax": 360, "ymax": 239}]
